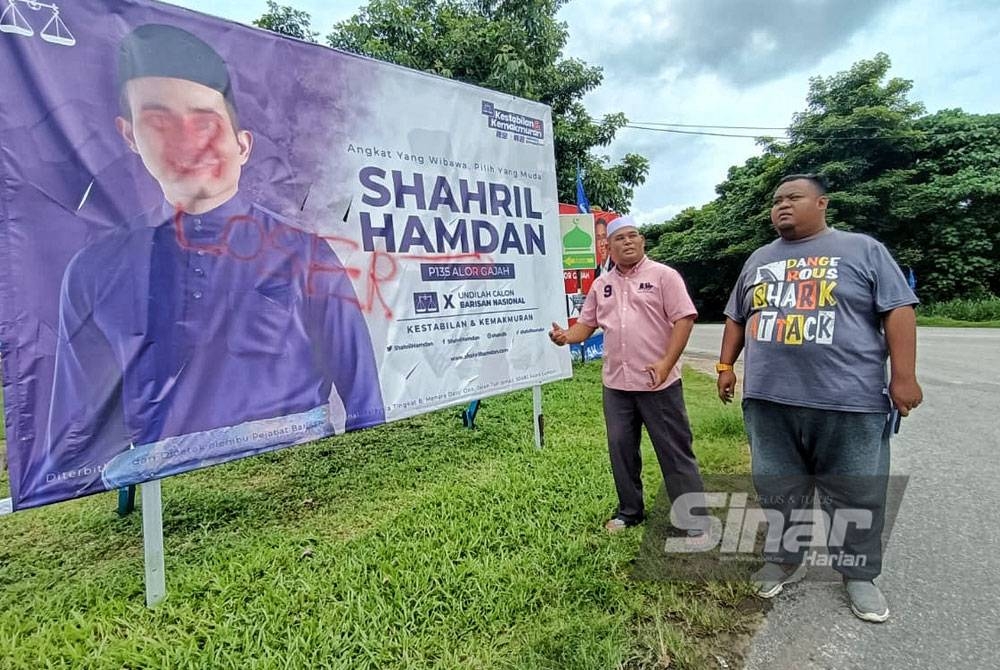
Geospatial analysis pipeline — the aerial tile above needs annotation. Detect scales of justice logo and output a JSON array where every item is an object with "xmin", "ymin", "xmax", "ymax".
[{"xmin": 1, "ymin": 0, "xmax": 76, "ymax": 46}]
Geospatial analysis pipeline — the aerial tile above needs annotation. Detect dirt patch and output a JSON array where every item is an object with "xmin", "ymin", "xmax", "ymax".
[{"xmin": 705, "ymin": 606, "xmax": 768, "ymax": 669}]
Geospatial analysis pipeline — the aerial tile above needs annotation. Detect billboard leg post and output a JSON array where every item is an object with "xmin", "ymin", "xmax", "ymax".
[
  {"xmin": 117, "ymin": 485, "xmax": 136, "ymax": 516},
  {"xmin": 462, "ymin": 399, "xmax": 481, "ymax": 429},
  {"xmin": 141, "ymin": 480, "xmax": 166, "ymax": 608},
  {"xmin": 532, "ymin": 385, "xmax": 543, "ymax": 450}
]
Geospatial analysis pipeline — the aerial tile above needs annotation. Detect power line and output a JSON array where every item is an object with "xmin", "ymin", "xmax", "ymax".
[
  {"xmin": 632, "ymin": 122, "xmax": 789, "ymax": 130},
  {"xmin": 631, "ymin": 121, "xmax": 931, "ymax": 131},
  {"xmin": 626, "ymin": 125, "xmax": 773, "ymax": 139},
  {"xmin": 624, "ymin": 124, "xmax": 937, "ymax": 141}
]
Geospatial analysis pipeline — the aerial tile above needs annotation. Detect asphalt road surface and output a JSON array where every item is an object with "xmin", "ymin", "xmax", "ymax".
[{"xmin": 685, "ymin": 324, "xmax": 999, "ymax": 670}]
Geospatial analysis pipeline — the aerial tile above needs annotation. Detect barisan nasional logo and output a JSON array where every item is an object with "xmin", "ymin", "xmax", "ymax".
[
  {"xmin": 413, "ymin": 292, "xmax": 440, "ymax": 314},
  {"xmin": 0, "ymin": 0, "xmax": 77, "ymax": 46},
  {"xmin": 481, "ymin": 101, "xmax": 544, "ymax": 146}
]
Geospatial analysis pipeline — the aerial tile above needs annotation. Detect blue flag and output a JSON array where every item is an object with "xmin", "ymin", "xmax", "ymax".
[
  {"xmin": 575, "ymin": 166, "xmax": 590, "ymax": 214},
  {"xmin": 907, "ymin": 267, "xmax": 917, "ymax": 290}
]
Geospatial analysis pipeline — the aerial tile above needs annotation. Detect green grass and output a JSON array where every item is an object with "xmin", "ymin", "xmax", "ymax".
[
  {"xmin": 917, "ymin": 295, "xmax": 1000, "ymax": 326},
  {"xmin": 0, "ymin": 365, "xmax": 756, "ymax": 670},
  {"xmin": 916, "ymin": 315, "xmax": 1000, "ymax": 328}
]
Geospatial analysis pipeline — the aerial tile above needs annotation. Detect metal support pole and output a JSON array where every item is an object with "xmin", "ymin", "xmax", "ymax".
[
  {"xmin": 462, "ymin": 399, "xmax": 481, "ymax": 428},
  {"xmin": 532, "ymin": 385, "xmax": 543, "ymax": 450},
  {"xmin": 141, "ymin": 480, "xmax": 166, "ymax": 607},
  {"xmin": 117, "ymin": 485, "xmax": 136, "ymax": 516}
]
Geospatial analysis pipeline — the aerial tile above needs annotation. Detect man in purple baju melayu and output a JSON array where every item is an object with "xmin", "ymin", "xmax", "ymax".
[{"xmin": 23, "ymin": 24, "xmax": 384, "ymax": 507}]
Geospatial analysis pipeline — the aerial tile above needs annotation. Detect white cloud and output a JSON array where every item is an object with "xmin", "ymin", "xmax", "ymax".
[
  {"xmin": 562, "ymin": 0, "xmax": 899, "ymax": 86},
  {"xmin": 561, "ymin": 0, "xmax": 1000, "ymax": 217},
  {"xmin": 632, "ymin": 203, "xmax": 686, "ymax": 227}
]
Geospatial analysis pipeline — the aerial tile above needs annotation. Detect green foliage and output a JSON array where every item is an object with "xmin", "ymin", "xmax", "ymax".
[
  {"xmin": 647, "ymin": 153, "xmax": 786, "ymax": 316},
  {"xmin": 917, "ymin": 295, "xmax": 1000, "ymax": 322},
  {"xmin": 915, "ymin": 316, "xmax": 1000, "ymax": 328},
  {"xmin": 324, "ymin": 0, "xmax": 648, "ymax": 212},
  {"xmin": 647, "ymin": 53, "xmax": 1000, "ymax": 314},
  {"xmin": 0, "ymin": 367, "xmax": 756, "ymax": 669},
  {"xmin": 891, "ymin": 110, "xmax": 1000, "ymax": 301},
  {"xmin": 252, "ymin": 1, "xmax": 319, "ymax": 41}
]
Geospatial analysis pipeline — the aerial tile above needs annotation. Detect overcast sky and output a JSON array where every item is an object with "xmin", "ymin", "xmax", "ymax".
[{"xmin": 168, "ymin": 0, "xmax": 1000, "ymax": 224}]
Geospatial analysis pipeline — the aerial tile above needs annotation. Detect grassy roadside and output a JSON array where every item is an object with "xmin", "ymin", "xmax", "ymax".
[
  {"xmin": 0, "ymin": 364, "xmax": 756, "ymax": 669},
  {"xmin": 916, "ymin": 296, "xmax": 1000, "ymax": 327},
  {"xmin": 915, "ymin": 316, "xmax": 1000, "ymax": 328}
]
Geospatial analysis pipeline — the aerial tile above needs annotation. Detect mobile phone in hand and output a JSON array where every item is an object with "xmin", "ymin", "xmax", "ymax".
[{"xmin": 888, "ymin": 407, "xmax": 902, "ymax": 434}]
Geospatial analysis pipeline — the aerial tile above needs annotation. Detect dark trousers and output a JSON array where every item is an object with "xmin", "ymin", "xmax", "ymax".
[
  {"xmin": 742, "ymin": 399, "xmax": 890, "ymax": 580},
  {"xmin": 602, "ymin": 381, "xmax": 705, "ymax": 524}
]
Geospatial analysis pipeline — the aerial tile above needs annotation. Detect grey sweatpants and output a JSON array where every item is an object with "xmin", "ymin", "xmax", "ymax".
[{"xmin": 602, "ymin": 381, "xmax": 706, "ymax": 524}]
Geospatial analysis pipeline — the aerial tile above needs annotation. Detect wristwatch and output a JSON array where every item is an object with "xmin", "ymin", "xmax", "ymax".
[{"xmin": 715, "ymin": 363, "xmax": 734, "ymax": 373}]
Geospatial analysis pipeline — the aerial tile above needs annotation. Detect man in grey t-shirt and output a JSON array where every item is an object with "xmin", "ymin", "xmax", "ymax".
[{"xmin": 717, "ymin": 174, "xmax": 922, "ymax": 623}]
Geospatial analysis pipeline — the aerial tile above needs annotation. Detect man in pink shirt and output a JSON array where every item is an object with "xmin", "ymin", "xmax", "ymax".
[{"xmin": 550, "ymin": 215, "xmax": 707, "ymax": 532}]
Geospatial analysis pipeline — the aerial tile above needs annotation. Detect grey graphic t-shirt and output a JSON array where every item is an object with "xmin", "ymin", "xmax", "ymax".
[{"xmin": 724, "ymin": 228, "xmax": 917, "ymax": 413}]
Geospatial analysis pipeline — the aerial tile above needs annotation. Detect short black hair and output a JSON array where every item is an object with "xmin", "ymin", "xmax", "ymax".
[
  {"xmin": 777, "ymin": 173, "xmax": 828, "ymax": 195},
  {"xmin": 117, "ymin": 24, "xmax": 239, "ymax": 127}
]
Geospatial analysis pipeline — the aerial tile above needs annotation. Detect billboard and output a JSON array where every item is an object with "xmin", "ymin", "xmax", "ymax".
[{"xmin": 0, "ymin": 0, "xmax": 571, "ymax": 510}]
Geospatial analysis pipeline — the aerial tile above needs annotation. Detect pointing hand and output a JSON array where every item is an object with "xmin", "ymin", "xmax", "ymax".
[{"xmin": 549, "ymin": 322, "xmax": 568, "ymax": 346}]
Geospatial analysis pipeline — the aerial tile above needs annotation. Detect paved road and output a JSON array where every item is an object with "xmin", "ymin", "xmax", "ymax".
[{"xmin": 685, "ymin": 324, "xmax": 1000, "ymax": 669}]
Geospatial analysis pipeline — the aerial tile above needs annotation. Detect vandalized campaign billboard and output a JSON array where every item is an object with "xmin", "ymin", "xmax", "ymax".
[{"xmin": 0, "ymin": 0, "xmax": 570, "ymax": 510}]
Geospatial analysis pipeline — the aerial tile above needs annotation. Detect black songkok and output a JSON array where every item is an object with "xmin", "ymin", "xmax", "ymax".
[{"xmin": 118, "ymin": 24, "xmax": 236, "ymax": 112}]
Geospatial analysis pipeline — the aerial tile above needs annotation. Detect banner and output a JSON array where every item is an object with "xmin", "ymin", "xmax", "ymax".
[
  {"xmin": 563, "ymin": 268, "xmax": 594, "ymax": 326},
  {"xmin": 0, "ymin": 0, "xmax": 571, "ymax": 510},
  {"xmin": 593, "ymin": 210, "xmax": 619, "ymax": 275},
  {"xmin": 559, "ymin": 213, "xmax": 595, "ymax": 270},
  {"xmin": 569, "ymin": 332, "xmax": 604, "ymax": 363}
]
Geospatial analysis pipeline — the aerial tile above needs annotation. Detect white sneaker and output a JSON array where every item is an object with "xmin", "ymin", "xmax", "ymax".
[
  {"xmin": 752, "ymin": 562, "xmax": 807, "ymax": 599},
  {"xmin": 845, "ymin": 579, "xmax": 890, "ymax": 623}
]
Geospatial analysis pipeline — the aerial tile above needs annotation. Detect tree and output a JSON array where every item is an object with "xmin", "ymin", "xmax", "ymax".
[
  {"xmin": 646, "ymin": 152, "xmax": 787, "ymax": 315},
  {"xmin": 253, "ymin": 1, "xmax": 319, "ymax": 42},
  {"xmin": 647, "ymin": 53, "xmax": 1000, "ymax": 313},
  {"xmin": 891, "ymin": 109, "xmax": 1000, "ymax": 300},
  {"xmin": 324, "ymin": 0, "xmax": 648, "ymax": 211}
]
